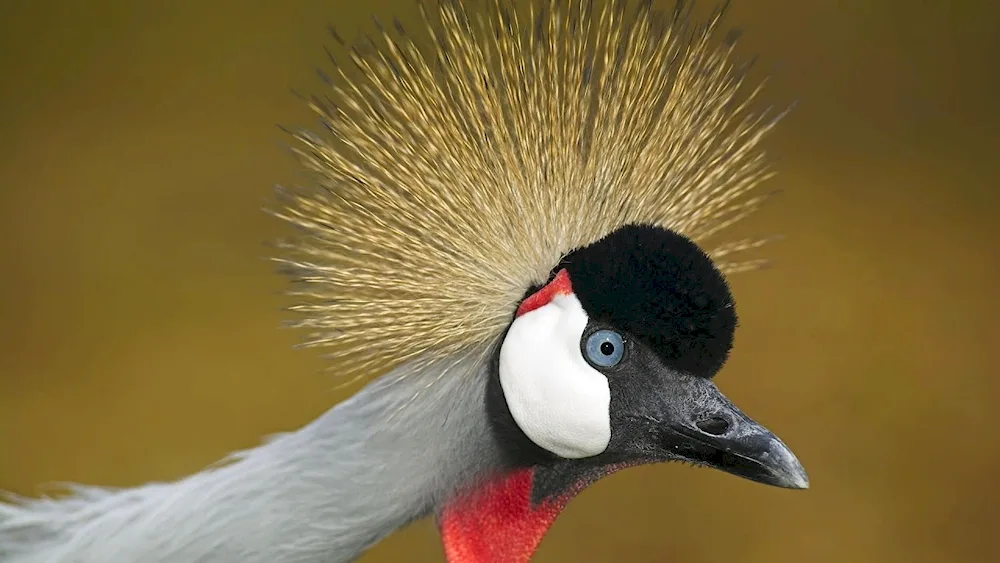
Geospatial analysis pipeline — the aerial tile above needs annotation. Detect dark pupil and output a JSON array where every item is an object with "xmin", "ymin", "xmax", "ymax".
[{"xmin": 600, "ymin": 341, "xmax": 615, "ymax": 356}]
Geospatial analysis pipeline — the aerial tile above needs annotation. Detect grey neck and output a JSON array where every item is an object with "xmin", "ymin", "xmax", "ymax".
[{"xmin": 0, "ymin": 354, "xmax": 501, "ymax": 563}]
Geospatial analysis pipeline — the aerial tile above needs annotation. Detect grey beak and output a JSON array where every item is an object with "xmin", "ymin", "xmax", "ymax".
[
  {"xmin": 660, "ymin": 377, "xmax": 810, "ymax": 490},
  {"xmin": 671, "ymin": 419, "xmax": 810, "ymax": 489}
]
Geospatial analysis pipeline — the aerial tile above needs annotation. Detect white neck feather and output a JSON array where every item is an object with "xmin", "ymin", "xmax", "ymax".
[{"xmin": 0, "ymin": 355, "xmax": 499, "ymax": 563}]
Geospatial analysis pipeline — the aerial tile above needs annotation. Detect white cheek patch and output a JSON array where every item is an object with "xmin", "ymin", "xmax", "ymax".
[{"xmin": 498, "ymin": 293, "xmax": 612, "ymax": 459}]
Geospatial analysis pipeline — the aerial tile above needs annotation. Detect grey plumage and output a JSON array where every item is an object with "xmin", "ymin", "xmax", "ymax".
[{"xmin": 0, "ymin": 353, "xmax": 498, "ymax": 562}]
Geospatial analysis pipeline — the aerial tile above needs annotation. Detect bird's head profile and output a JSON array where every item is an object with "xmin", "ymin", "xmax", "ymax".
[
  {"xmin": 492, "ymin": 223, "xmax": 803, "ymax": 483},
  {"xmin": 274, "ymin": 0, "xmax": 809, "ymax": 560},
  {"xmin": 443, "ymin": 223, "xmax": 807, "ymax": 560}
]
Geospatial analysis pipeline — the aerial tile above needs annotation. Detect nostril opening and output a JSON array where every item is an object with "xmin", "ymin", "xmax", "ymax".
[{"xmin": 696, "ymin": 416, "xmax": 730, "ymax": 436}]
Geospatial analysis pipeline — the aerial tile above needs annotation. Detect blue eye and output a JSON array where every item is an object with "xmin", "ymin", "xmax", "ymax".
[{"xmin": 584, "ymin": 329, "xmax": 626, "ymax": 368}]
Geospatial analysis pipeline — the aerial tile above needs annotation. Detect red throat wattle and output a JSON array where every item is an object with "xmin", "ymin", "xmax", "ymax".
[
  {"xmin": 439, "ymin": 270, "xmax": 578, "ymax": 563},
  {"xmin": 438, "ymin": 463, "xmax": 636, "ymax": 563},
  {"xmin": 438, "ymin": 468, "xmax": 580, "ymax": 563}
]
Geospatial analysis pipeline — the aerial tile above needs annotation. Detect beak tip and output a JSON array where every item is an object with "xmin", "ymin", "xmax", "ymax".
[
  {"xmin": 776, "ymin": 450, "xmax": 810, "ymax": 490},
  {"xmin": 786, "ymin": 470, "xmax": 810, "ymax": 490},
  {"xmin": 762, "ymin": 437, "xmax": 810, "ymax": 490}
]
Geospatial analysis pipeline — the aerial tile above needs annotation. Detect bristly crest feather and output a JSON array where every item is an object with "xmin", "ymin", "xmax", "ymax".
[{"xmin": 271, "ymin": 0, "xmax": 784, "ymax": 383}]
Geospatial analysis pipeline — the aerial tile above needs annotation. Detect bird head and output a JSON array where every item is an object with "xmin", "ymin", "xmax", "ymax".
[
  {"xmin": 274, "ymin": 1, "xmax": 809, "ymax": 561},
  {"xmin": 439, "ymin": 224, "xmax": 807, "ymax": 562}
]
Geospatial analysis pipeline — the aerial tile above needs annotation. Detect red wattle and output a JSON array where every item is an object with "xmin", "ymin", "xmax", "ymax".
[
  {"xmin": 438, "ymin": 468, "xmax": 571, "ymax": 563},
  {"xmin": 438, "ymin": 463, "xmax": 640, "ymax": 563}
]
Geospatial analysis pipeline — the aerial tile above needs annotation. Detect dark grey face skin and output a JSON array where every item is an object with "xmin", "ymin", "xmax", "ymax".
[
  {"xmin": 589, "ymin": 323, "xmax": 809, "ymax": 490},
  {"xmin": 486, "ymin": 322, "xmax": 809, "ymax": 503},
  {"xmin": 485, "ymin": 224, "xmax": 808, "ymax": 503}
]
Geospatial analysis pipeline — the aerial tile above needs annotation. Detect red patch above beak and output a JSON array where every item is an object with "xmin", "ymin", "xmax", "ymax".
[
  {"xmin": 515, "ymin": 269, "xmax": 574, "ymax": 318},
  {"xmin": 438, "ymin": 468, "xmax": 576, "ymax": 563}
]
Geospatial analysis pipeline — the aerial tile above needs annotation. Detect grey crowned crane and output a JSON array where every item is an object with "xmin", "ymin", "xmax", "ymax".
[{"xmin": 0, "ymin": 1, "xmax": 809, "ymax": 562}]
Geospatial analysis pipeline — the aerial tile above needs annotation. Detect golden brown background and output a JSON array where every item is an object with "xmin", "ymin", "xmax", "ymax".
[{"xmin": 1, "ymin": 1, "xmax": 997, "ymax": 562}]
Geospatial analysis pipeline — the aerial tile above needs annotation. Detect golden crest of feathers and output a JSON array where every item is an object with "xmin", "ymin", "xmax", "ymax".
[{"xmin": 272, "ymin": 0, "xmax": 784, "ymax": 381}]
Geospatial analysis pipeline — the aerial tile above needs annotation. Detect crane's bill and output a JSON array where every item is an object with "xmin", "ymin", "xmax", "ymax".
[{"xmin": 653, "ymin": 376, "xmax": 810, "ymax": 490}]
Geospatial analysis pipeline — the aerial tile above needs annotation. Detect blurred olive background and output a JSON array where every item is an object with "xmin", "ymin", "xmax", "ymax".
[{"xmin": 1, "ymin": 1, "xmax": 997, "ymax": 562}]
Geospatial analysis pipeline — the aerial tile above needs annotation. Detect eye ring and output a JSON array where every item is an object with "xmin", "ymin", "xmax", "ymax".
[{"xmin": 583, "ymin": 329, "xmax": 626, "ymax": 368}]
